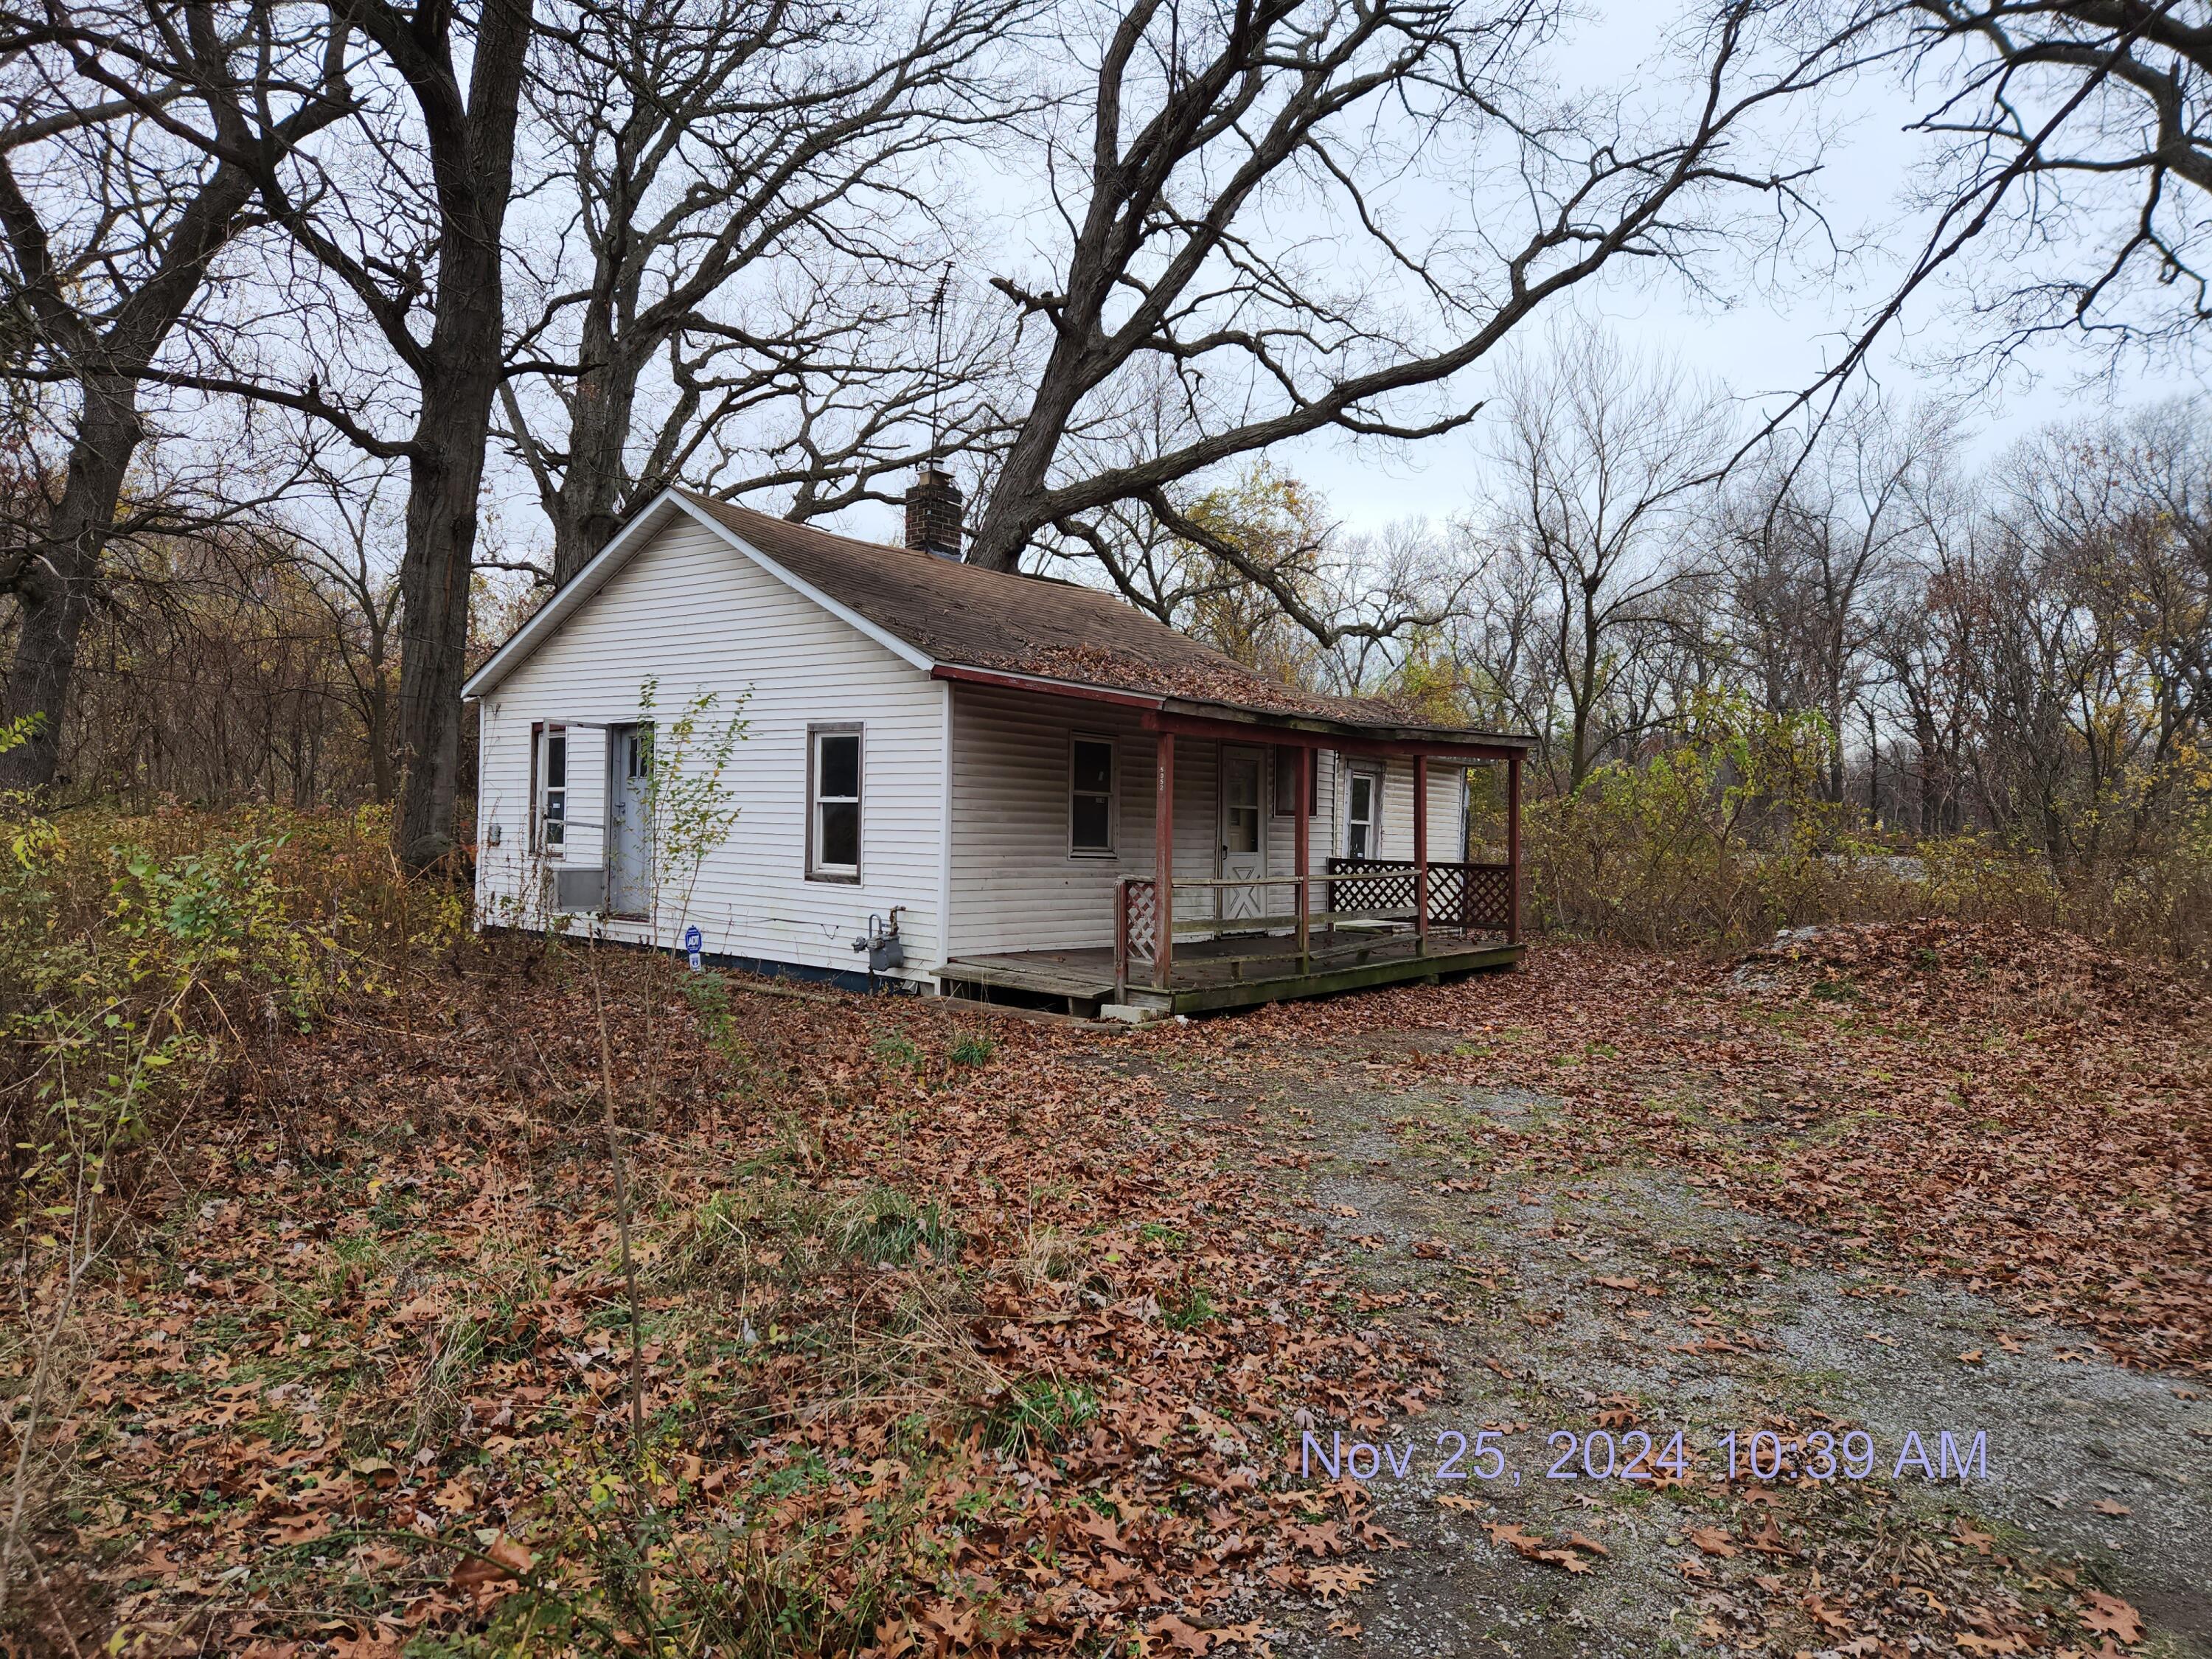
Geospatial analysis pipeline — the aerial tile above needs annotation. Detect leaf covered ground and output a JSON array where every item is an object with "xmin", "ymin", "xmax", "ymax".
[
  {"xmin": 15, "ymin": 919, "xmax": 2209, "ymax": 1658},
  {"xmin": 31, "ymin": 942, "xmax": 1433, "ymax": 1658}
]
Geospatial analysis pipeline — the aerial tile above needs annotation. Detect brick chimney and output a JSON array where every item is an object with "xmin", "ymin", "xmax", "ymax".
[{"xmin": 904, "ymin": 468, "xmax": 964, "ymax": 560}]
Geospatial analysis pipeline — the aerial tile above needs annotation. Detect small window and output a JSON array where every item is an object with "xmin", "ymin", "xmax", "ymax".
[
  {"xmin": 1346, "ymin": 767, "xmax": 1380, "ymax": 859},
  {"xmin": 1274, "ymin": 745, "xmax": 1319, "ymax": 816},
  {"xmin": 1071, "ymin": 735, "xmax": 1116, "ymax": 855},
  {"xmin": 809, "ymin": 726, "xmax": 861, "ymax": 880},
  {"xmin": 538, "ymin": 726, "xmax": 568, "ymax": 855}
]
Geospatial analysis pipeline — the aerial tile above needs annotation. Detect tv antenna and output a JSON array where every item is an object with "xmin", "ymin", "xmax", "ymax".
[{"xmin": 928, "ymin": 262, "xmax": 953, "ymax": 454}]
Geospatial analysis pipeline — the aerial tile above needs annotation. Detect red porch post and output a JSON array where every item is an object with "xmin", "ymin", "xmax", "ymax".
[
  {"xmin": 1413, "ymin": 753, "xmax": 1429, "ymax": 954},
  {"xmin": 1506, "ymin": 749, "xmax": 1522, "ymax": 945},
  {"xmin": 1295, "ymin": 744, "xmax": 1311, "ymax": 970},
  {"xmin": 1155, "ymin": 733, "xmax": 1175, "ymax": 988}
]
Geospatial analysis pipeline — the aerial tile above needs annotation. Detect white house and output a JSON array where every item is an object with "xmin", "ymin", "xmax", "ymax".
[{"xmin": 462, "ymin": 476, "xmax": 1534, "ymax": 1017}]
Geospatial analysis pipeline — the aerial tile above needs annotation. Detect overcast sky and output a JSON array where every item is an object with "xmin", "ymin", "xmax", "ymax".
[{"xmin": 1248, "ymin": 0, "xmax": 2177, "ymax": 538}]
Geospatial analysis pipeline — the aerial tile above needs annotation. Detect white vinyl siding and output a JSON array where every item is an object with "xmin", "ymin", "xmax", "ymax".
[
  {"xmin": 1368, "ymin": 754, "xmax": 1468, "ymax": 863},
  {"xmin": 473, "ymin": 515, "xmax": 945, "ymax": 978},
  {"xmin": 946, "ymin": 686, "xmax": 1349, "ymax": 956},
  {"xmin": 1262, "ymin": 745, "xmax": 1337, "ymax": 883},
  {"xmin": 946, "ymin": 684, "xmax": 1157, "ymax": 956}
]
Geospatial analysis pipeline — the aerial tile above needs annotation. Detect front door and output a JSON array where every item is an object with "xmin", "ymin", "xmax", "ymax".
[
  {"xmin": 607, "ymin": 725, "xmax": 651, "ymax": 917},
  {"xmin": 1219, "ymin": 745, "xmax": 1267, "ymax": 923}
]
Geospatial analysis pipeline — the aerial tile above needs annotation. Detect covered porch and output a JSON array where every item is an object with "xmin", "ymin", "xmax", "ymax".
[{"xmin": 938, "ymin": 695, "xmax": 1527, "ymax": 1018}]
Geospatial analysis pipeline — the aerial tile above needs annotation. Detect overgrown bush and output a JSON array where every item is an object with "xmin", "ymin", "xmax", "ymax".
[
  {"xmin": 1527, "ymin": 692, "xmax": 2212, "ymax": 967},
  {"xmin": 0, "ymin": 769, "xmax": 463, "ymax": 1618}
]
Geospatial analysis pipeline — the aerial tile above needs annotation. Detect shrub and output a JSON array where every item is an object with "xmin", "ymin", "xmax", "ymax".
[{"xmin": 1526, "ymin": 691, "xmax": 2212, "ymax": 969}]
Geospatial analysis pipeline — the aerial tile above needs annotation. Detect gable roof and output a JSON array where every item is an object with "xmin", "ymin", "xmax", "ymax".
[{"xmin": 463, "ymin": 487, "xmax": 1533, "ymax": 748}]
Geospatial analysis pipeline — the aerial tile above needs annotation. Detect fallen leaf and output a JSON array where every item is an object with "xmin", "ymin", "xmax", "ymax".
[
  {"xmin": 2080, "ymin": 1591, "xmax": 2143, "ymax": 1644},
  {"xmin": 1304, "ymin": 1562, "xmax": 1376, "ymax": 1602},
  {"xmin": 451, "ymin": 1534, "xmax": 533, "ymax": 1599},
  {"xmin": 1745, "ymin": 1514, "xmax": 1795, "ymax": 1557},
  {"xmin": 1150, "ymin": 1614, "xmax": 1213, "ymax": 1655}
]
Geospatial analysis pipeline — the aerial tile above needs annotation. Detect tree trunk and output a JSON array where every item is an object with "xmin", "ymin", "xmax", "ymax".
[
  {"xmin": 0, "ymin": 382, "xmax": 145, "ymax": 792},
  {"xmin": 366, "ymin": 672, "xmax": 396, "ymax": 804},
  {"xmin": 964, "ymin": 335, "xmax": 1094, "ymax": 573},
  {"xmin": 550, "ymin": 342, "xmax": 644, "ymax": 585},
  {"xmin": 394, "ymin": 366, "xmax": 501, "ymax": 866},
  {"xmin": 386, "ymin": 0, "xmax": 534, "ymax": 868}
]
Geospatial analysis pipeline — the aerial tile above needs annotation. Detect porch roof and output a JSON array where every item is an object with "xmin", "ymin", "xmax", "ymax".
[{"xmin": 676, "ymin": 492, "xmax": 1534, "ymax": 752}]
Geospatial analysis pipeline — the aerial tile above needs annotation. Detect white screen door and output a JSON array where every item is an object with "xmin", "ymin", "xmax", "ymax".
[
  {"xmin": 1219, "ymin": 745, "xmax": 1267, "ymax": 922},
  {"xmin": 607, "ymin": 725, "xmax": 652, "ymax": 917}
]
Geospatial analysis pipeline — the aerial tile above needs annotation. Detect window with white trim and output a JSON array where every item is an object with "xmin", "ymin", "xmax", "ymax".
[
  {"xmin": 808, "ymin": 726, "xmax": 861, "ymax": 880},
  {"xmin": 1070, "ymin": 735, "xmax": 1116, "ymax": 855},
  {"xmin": 1346, "ymin": 765, "xmax": 1380, "ymax": 859},
  {"xmin": 538, "ymin": 725, "xmax": 568, "ymax": 854}
]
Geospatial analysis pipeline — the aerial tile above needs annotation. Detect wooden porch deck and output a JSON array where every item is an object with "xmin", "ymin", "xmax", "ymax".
[{"xmin": 940, "ymin": 928, "xmax": 1521, "ymax": 1018}]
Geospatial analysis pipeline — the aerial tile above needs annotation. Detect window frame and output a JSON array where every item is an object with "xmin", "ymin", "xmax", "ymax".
[
  {"xmin": 1273, "ymin": 744, "xmax": 1319, "ymax": 818},
  {"xmin": 535, "ymin": 723, "xmax": 568, "ymax": 858},
  {"xmin": 1345, "ymin": 762, "xmax": 1382, "ymax": 860},
  {"xmin": 1068, "ymin": 732, "xmax": 1118, "ymax": 860},
  {"xmin": 806, "ymin": 723, "xmax": 863, "ymax": 883}
]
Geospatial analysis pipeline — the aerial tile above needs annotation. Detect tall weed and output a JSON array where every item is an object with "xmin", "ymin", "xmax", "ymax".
[
  {"xmin": 1527, "ymin": 692, "xmax": 2212, "ymax": 966},
  {"xmin": 0, "ymin": 782, "xmax": 459, "ymax": 1618}
]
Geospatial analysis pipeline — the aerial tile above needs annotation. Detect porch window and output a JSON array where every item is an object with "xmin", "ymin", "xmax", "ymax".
[
  {"xmin": 1274, "ymin": 745, "xmax": 1318, "ymax": 816},
  {"xmin": 1070, "ymin": 735, "xmax": 1116, "ymax": 855},
  {"xmin": 538, "ymin": 725, "xmax": 567, "ymax": 855},
  {"xmin": 1346, "ymin": 766, "xmax": 1380, "ymax": 858},
  {"xmin": 808, "ymin": 725, "xmax": 861, "ymax": 880}
]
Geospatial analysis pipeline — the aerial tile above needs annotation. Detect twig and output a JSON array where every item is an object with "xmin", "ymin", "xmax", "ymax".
[{"xmin": 588, "ymin": 947, "xmax": 647, "ymax": 1458}]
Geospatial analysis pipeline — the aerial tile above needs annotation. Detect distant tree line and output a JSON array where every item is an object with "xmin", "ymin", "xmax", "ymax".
[{"xmin": 0, "ymin": 0, "xmax": 2206, "ymax": 869}]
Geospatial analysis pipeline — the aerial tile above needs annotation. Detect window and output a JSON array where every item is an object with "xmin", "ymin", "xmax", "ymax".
[
  {"xmin": 808, "ymin": 726, "xmax": 861, "ymax": 880},
  {"xmin": 1273, "ymin": 745, "xmax": 1319, "ymax": 816},
  {"xmin": 538, "ymin": 725, "xmax": 568, "ymax": 854},
  {"xmin": 1346, "ymin": 767, "xmax": 1380, "ymax": 859},
  {"xmin": 1070, "ymin": 736, "xmax": 1116, "ymax": 855}
]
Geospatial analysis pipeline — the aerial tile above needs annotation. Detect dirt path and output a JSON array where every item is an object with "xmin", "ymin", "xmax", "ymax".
[{"xmin": 1110, "ymin": 1029, "xmax": 2212, "ymax": 1658}]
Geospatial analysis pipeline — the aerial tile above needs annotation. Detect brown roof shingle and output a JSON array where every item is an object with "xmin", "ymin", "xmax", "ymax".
[{"xmin": 680, "ymin": 491, "xmax": 1528, "ymax": 746}]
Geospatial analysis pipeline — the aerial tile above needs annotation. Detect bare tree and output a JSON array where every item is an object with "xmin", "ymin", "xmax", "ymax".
[
  {"xmin": 0, "ymin": 0, "xmax": 349, "ymax": 790},
  {"xmin": 1973, "ymin": 405, "xmax": 2211, "ymax": 863},
  {"xmin": 1891, "ymin": 0, "xmax": 2212, "ymax": 359},
  {"xmin": 142, "ymin": 0, "xmax": 540, "ymax": 864},
  {"xmin": 281, "ymin": 462, "xmax": 406, "ymax": 802},
  {"xmin": 1719, "ymin": 394, "xmax": 1950, "ymax": 798},
  {"xmin": 1481, "ymin": 325, "xmax": 1733, "ymax": 790},
  {"xmin": 502, "ymin": 0, "xmax": 1035, "ymax": 583},
  {"xmin": 961, "ymin": 0, "xmax": 1860, "ymax": 577}
]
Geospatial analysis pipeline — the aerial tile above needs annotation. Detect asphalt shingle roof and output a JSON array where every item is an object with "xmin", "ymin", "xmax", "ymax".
[{"xmin": 678, "ymin": 490, "xmax": 1529, "ymax": 747}]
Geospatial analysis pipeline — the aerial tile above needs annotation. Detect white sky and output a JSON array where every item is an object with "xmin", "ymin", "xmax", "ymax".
[{"xmin": 1265, "ymin": 0, "xmax": 2181, "ymax": 538}]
